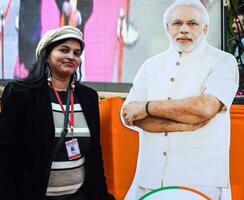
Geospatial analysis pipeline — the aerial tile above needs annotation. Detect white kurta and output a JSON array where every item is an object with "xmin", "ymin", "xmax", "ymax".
[{"xmin": 121, "ymin": 42, "xmax": 239, "ymax": 199}]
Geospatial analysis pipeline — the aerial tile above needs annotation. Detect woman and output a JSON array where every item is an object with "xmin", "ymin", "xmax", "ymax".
[{"xmin": 0, "ymin": 26, "xmax": 114, "ymax": 200}]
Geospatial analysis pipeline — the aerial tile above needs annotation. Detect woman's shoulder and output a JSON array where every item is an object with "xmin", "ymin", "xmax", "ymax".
[
  {"xmin": 6, "ymin": 82, "xmax": 33, "ymax": 92},
  {"xmin": 2, "ymin": 82, "xmax": 32, "ymax": 101},
  {"xmin": 75, "ymin": 82, "xmax": 98, "ymax": 97}
]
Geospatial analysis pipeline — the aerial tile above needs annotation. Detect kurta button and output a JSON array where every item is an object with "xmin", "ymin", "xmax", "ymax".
[
  {"xmin": 163, "ymin": 152, "xmax": 167, "ymax": 156},
  {"xmin": 176, "ymin": 61, "xmax": 180, "ymax": 66},
  {"xmin": 170, "ymin": 77, "xmax": 175, "ymax": 82},
  {"xmin": 167, "ymin": 97, "xmax": 172, "ymax": 100},
  {"xmin": 165, "ymin": 132, "xmax": 168, "ymax": 136}
]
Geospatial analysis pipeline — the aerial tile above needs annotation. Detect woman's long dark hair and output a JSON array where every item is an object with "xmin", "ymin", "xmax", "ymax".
[{"xmin": 12, "ymin": 39, "xmax": 82, "ymax": 88}]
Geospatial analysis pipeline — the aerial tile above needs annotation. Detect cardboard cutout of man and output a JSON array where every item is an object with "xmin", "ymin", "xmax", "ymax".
[{"xmin": 121, "ymin": 0, "xmax": 239, "ymax": 199}]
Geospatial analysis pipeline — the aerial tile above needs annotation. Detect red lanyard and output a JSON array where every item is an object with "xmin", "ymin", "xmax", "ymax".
[{"xmin": 50, "ymin": 81, "xmax": 74, "ymax": 131}]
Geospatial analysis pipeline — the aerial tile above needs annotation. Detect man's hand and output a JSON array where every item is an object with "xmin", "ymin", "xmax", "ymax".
[{"xmin": 122, "ymin": 101, "xmax": 147, "ymax": 126}]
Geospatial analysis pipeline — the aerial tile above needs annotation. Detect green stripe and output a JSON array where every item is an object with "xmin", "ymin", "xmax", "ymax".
[{"xmin": 139, "ymin": 186, "xmax": 180, "ymax": 200}]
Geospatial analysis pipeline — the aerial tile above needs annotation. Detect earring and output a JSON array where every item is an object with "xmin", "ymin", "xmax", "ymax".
[
  {"xmin": 46, "ymin": 64, "xmax": 52, "ymax": 84},
  {"xmin": 71, "ymin": 76, "xmax": 75, "ymax": 90}
]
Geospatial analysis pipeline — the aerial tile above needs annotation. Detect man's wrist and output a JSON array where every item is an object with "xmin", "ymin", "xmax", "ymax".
[{"xmin": 145, "ymin": 101, "xmax": 152, "ymax": 116}]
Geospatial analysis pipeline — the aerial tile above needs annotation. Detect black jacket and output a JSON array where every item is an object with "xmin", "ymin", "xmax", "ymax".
[{"xmin": 0, "ymin": 82, "xmax": 114, "ymax": 200}]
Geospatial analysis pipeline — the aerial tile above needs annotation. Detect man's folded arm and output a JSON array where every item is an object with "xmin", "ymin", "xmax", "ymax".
[
  {"xmin": 134, "ymin": 116, "xmax": 208, "ymax": 133},
  {"xmin": 123, "ymin": 94, "xmax": 222, "ymax": 126},
  {"xmin": 145, "ymin": 94, "xmax": 222, "ymax": 124}
]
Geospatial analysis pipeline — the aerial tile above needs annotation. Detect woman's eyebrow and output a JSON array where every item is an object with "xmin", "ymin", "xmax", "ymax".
[{"xmin": 59, "ymin": 44, "xmax": 81, "ymax": 51}]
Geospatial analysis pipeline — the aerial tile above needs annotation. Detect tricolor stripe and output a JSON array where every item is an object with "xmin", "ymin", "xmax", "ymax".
[{"xmin": 140, "ymin": 186, "xmax": 211, "ymax": 200}]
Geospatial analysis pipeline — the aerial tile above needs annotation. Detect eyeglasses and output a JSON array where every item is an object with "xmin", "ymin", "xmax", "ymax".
[{"xmin": 168, "ymin": 19, "xmax": 202, "ymax": 30}]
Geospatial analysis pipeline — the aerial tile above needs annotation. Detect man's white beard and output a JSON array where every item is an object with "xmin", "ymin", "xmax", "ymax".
[{"xmin": 169, "ymin": 33, "xmax": 207, "ymax": 53}]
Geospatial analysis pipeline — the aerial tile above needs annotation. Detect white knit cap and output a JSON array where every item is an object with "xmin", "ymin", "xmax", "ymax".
[{"xmin": 35, "ymin": 25, "xmax": 85, "ymax": 58}]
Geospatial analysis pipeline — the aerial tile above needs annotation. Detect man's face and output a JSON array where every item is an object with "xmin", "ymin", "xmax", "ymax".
[
  {"xmin": 232, "ymin": 15, "xmax": 244, "ymax": 34},
  {"xmin": 167, "ymin": 6, "xmax": 208, "ymax": 53}
]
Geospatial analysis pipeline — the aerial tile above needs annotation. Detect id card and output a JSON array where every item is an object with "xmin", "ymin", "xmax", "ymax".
[{"xmin": 65, "ymin": 138, "xmax": 81, "ymax": 160}]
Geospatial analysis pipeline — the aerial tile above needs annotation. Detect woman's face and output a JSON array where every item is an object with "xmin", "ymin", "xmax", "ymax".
[{"xmin": 47, "ymin": 39, "xmax": 82, "ymax": 79}]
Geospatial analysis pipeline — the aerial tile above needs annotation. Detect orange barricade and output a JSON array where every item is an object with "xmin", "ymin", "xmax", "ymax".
[
  {"xmin": 99, "ymin": 97, "xmax": 138, "ymax": 200},
  {"xmin": 230, "ymin": 105, "xmax": 244, "ymax": 200},
  {"xmin": 99, "ymin": 98, "xmax": 244, "ymax": 200}
]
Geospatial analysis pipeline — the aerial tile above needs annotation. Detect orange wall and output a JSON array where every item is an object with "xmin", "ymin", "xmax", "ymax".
[{"xmin": 99, "ymin": 98, "xmax": 244, "ymax": 200}]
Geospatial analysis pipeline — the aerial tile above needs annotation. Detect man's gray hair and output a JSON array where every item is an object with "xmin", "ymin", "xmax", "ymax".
[{"xmin": 163, "ymin": 0, "xmax": 209, "ymax": 31}]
